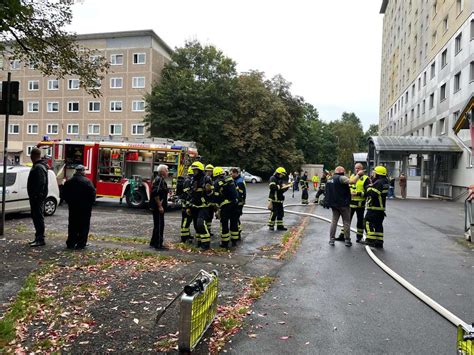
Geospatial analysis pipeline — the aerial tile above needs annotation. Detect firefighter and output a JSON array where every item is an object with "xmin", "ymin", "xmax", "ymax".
[
  {"xmin": 314, "ymin": 170, "xmax": 328, "ymax": 204},
  {"xmin": 189, "ymin": 162, "xmax": 213, "ymax": 250},
  {"xmin": 337, "ymin": 163, "xmax": 370, "ymax": 243},
  {"xmin": 268, "ymin": 167, "xmax": 291, "ymax": 231},
  {"xmin": 213, "ymin": 167, "xmax": 239, "ymax": 248},
  {"xmin": 205, "ymin": 164, "xmax": 216, "ymax": 236},
  {"xmin": 300, "ymin": 171, "xmax": 309, "ymax": 204},
  {"xmin": 231, "ymin": 167, "xmax": 246, "ymax": 239},
  {"xmin": 179, "ymin": 167, "xmax": 194, "ymax": 243},
  {"xmin": 364, "ymin": 165, "xmax": 390, "ymax": 248}
]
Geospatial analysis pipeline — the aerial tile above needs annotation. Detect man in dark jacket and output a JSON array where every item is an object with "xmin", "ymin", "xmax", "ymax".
[
  {"xmin": 62, "ymin": 165, "xmax": 96, "ymax": 249},
  {"xmin": 27, "ymin": 148, "xmax": 49, "ymax": 247},
  {"xmin": 324, "ymin": 166, "xmax": 364, "ymax": 247},
  {"xmin": 231, "ymin": 168, "xmax": 246, "ymax": 240}
]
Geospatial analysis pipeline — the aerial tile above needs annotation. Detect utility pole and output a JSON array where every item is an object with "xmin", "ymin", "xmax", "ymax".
[{"xmin": 0, "ymin": 72, "xmax": 24, "ymax": 236}]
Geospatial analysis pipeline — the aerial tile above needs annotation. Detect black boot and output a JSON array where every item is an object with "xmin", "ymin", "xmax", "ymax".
[
  {"xmin": 268, "ymin": 226, "xmax": 275, "ymax": 231},
  {"xmin": 277, "ymin": 226, "xmax": 288, "ymax": 231},
  {"xmin": 219, "ymin": 241, "xmax": 229, "ymax": 249},
  {"xmin": 231, "ymin": 239, "xmax": 237, "ymax": 247},
  {"xmin": 201, "ymin": 242, "xmax": 210, "ymax": 250}
]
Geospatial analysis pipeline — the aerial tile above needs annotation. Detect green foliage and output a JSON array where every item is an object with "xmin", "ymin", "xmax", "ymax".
[{"xmin": 0, "ymin": 0, "xmax": 108, "ymax": 97}]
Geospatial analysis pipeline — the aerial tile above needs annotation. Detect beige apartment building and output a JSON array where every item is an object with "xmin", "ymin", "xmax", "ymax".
[
  {"xmin": 0, "ymin": 30, "xmax": 172, "ymax": 164},
  {"xmin": 378, "ymin": 0, "xmax": 473, "ymax": 197}
]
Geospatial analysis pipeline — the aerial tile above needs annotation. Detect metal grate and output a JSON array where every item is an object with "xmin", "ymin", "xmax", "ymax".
[{"xmin": 178, "ymin": 270, "xmax": 218, "ymax": 352}]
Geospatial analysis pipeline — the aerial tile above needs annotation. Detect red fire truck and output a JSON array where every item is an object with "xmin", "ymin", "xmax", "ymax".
[{"xmin": 37, "ymin": 139, "xmax": 198, "ymax": 208}]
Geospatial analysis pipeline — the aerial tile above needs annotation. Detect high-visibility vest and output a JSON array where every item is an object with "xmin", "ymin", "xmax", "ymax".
[{"xmin": 350, "ymin": 175, "xmax": 368, "ymax": 207}]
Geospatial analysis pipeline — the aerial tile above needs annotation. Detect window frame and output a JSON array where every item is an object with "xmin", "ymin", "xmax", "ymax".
[
  {"xmin": 109, "ymin": 101, "xmax": 123, "ymax": 112},
  {"xmin": 47, "ymin": 79, "xmax": 59, "ymax": 91},
  {"xmin": 88, "ymin": 124, "xmax": 100, "ymax": 135},
  {"xmin": 67, "ymin": 101, "xmax": 80, "ymax": 113},
  {"xmin": 8, "ymin": 124, "xmax": 20, "ymax": 134},
  {"xmin": 131, "ymin": 100, "xmax": 145, "ymax": 112},
  {"xmin": 27, "ymin": 101, "xmax": 39, "ymax": 113},
  {"xmin": 46, "ymin": 101, "xmax": 59, "ymax": 113},
  {"xmin": 110, "ymin": 53, "xmax": 124, "ymax": 66},
  {"xmin": 131, "ymin": 123, "xmax": 145, "ymax": 136},
  {"xmin": 110, "ymin": 77, "xmax": 123, "ymax": 89},
  {"xmin": 109, "ymin": 124, "xmax": 123, "ymax": 136},
  {"xmin": 88, "ymin": 101, "xmax": 101, "ymax": 112},
  {"xmin": 27, "ymin": 124, "xmax": 39, "ymax": 135},
  {"xmin": 68, "ymin": 78, "xmax": 80, "ymax": 90},
  {"xmin": 133, "ymin": 53, "xmax": 146, "ymax": 64},
  {"xmin": 28, "ymin": 80, "xmax": 39, "ymax": 91},
  {"xmin": 66, "ymin": 124, "xmax": 80, "ymax": 135},
  {"xmin": 454, "ymin": 71, "xmax": 461, "ymax": 92},
  {"xmin": 440, "ymin": 83, "xmax": 447, "ymax": 102},
  {"xmin": 132, "ymin": 76, "xmax": 145, "ymax": 88},
  {"xmin": 47, "ymin": 123, "xmax": 59, "ymax": 135}
]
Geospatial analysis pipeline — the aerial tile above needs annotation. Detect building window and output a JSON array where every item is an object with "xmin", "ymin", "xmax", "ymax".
[
  {"xmin": 423, "ymin": 72, "xmax": 427, "ymax": 86},
  {"xmin": 110, "ymin": 101, "xmax": 123, "ymax": 112},
  {"xmin": 89, "ymin": 55, "xmax": 100, "ymax": 64},
  {"xmin": 9, "ymin": 59, "xmax": 20, "ymax": 70},
  {"xmin": 27, "ymin": 124, "xmax": 38, "ymax": 135},
  {"xmin": 471, "ymin": 20, "xmax": 474, "ymax": 40},
  {"xmin": 455, "ymin": 33, "xmax": 462, "ymax": 54},
  {"xmin": 443, "ymin": 16, "xmax": 448, "ymax": 33},
  {"xmin": 132, "ymin": 100, "xmax": 145, "ymax": 112},
  {"xmin": 110, "ymin": 77, "xmax": 123, "ymax": 89},
  {"xmin": 68, "ymin": 79, "xmax": 80, "ymax": 90},
  {"xmin": 133, "ymin": 53, "xmax": 146, "ymax": 64},
  {"xmin": 88, "ymin": 124, "xmax": 100, "ymax": 135},
  {"xmin": 422, "ymin": 99, "xmax": 426, "ymax": 114},
  {"xmin": 438, "ymin": 118, "xmax": 446, "ymax": 135},
  {"xmin": 132, "ymin": 124, "xmax": 145, "ymax": 135},
  {"xmin": 432, "ymin": 31, "xmax": 437, "ymax": 45},
  {"xmin": 67, "ymin": 124, "xmax": 79, "ymax": 135},
  {"xmin": 28, "ymin": 80, "xmax": 39, "ymax": 91},
  {"xmin": 90, "ymin": 78, "xmax": 101, "ymax": 89},
  {"xmin": 47, "ymin": 124, "xmax": 59, "ymax": 135},
  {"xmin": 456, "ymin": 0, "xmax": 463, "ymax": 14},
  {"xmin": 132, "ymin": 77, "xmax": 145, "ymax": 88},
  {"xmin": 405, "ymin": 91, "xmax": 408, "ymax": 103},
  {"xmin": 412, "ymin": 84, "xmax": 415, "ymax": 97},
  {"xmin": 48, "ymin": 79, "xmax": 59, "ymax": 90},
  {"xmin": 454, "ymin": 71, "xmax": 461, "ymax": 92},
  {"xmin": 453, "ymin": 111, "xmax": 460, "ymax": 124},
  {"xmin": 27, "ymin": 101, "xmax": 39, "ymax": 113},
  {"xmin": 429, "ymin": 93, "xmax": 434, "ymax": 109},
  {"xmin": 8, "ymin": 124, "xmax": 20, "ymax": 134},
  {"xmin": 430, "ymin": 62, "xmax": 436, "ymax": 79},
  {"xmin": 88, "ymin": 101, "xmax": 101, "ymax": 112},
  {"xmin": 417, "ymin": 104, "xmax": 420, "ymax": 117},
  {"xmin": 47, "ymin": 102, "xmax": 59, "ymax": 112},
  {"xmin": 470, "ymin": 61, "xmax": 474, "ymax": 82},
  {"xmin": 110, "ymin": 54, "xmax": 123, "ymax": 65},
  {"xmin": 26, "ymin": 146, "xmax": 35, "ymax": 156},
  {"xmin": 109, "ymin": 124, "xmax": 122, "ymax": 135},
  {"xmin": 418, "ymin": 78, "xmax": 421, "ymax": 91},
  {"xmin": 441, "ymin": 49, "xmax": 447, "ymax": 68},
  {"xmin": 440, "ymin": 83, "xmax": 446, "ymax": 101},
  {"xmin": 67, "ymin": 101, "xmax": 79, "ymax": 112}
]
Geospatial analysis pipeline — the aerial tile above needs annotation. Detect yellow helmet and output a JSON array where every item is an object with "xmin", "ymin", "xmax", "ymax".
[
  {"xmin": 213, "ymin": 166, "xmax": 224, "ymax": 177},
  {"xmin": 187, "ymin": 167, "xmax": 194, "ymax": 175},
  {"xmin": 275, "ymin": 167, "xmax": 287, "ymax": 175},
  {"xmin": 205, "ymin": 164, "xmax": 214, "ymax": 171},
  {"xmin": 191, "ymin": 161, "xmax": 205, "ymax": 171},
  {"xmin": 374, "ymin": 166, "xmax": 387, "ymax": 176}
]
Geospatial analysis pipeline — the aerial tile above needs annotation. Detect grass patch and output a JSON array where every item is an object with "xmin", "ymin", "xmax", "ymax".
[
  {"xmin": 14, "ymin": 224, "xmax": 29, "ymax": 233},
  {"xmin": 89, "ymin": 234, "xmax": 149, "ymax": 245},
  {"xmin": 175, "ymin": 242, "xmax": 200, "ymax": 253},
  {"xmin": 0, "ymin": 272, "xmax": 39, "ymax": 347},
  {"xmin": 220, "ymin": 317, "xmax": 242, "ymax": 331},
  {"xmin": 249, "ymin": 276, "xmax": 275, "ymax": 300},
  {"xmin": 280, "ymin": 231, "xmax": 291, "ymax": 245}
]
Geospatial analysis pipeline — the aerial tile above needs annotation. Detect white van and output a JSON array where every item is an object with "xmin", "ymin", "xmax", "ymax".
[{"xmin": 0, "ymin": 165, "xmax": 60, "ymax": 216}]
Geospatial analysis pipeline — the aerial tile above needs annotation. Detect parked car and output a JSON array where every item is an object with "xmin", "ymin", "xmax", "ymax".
[
  {"xmin": 0, "ymin": 166, "xmax": 60, "ymax": 216},
  {"xmin": 242, "ymin": 171, "xmax": 262, "ymax": 183}
]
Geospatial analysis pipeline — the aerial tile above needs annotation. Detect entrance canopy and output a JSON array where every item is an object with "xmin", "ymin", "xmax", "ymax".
[{"xmin": 368, "ymin": 136, "xmax": 463, "ymax": 155}]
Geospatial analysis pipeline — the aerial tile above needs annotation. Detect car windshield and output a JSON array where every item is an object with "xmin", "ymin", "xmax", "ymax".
[{"xmin": 0, "ymin": 173, "xmax": 17, "ymax": 187}]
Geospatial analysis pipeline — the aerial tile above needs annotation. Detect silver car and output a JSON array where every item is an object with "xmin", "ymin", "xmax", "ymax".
[{"xmin": 242, "ymin": 171, "xmax": 262, "ymax": 183}]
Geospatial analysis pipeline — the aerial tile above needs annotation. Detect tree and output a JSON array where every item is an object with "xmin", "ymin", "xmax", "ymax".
[
  {"xmin": 226, "ymin": 71, "xmax": 304, "ymax": 175},
  {"xmin": 0, "ymin": 0, "xmax": 108, "ymax": 96},
  {"xmin": 145, "ymin": 40, "xmax": 238, "ymax": 163}
]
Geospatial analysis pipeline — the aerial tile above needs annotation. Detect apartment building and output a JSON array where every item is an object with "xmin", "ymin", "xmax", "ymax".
[
  {"xmin": 0, "ymin": 30, "xmax": 172, "ymax": 164},
  {"xmin": 379, "ymin": 0, "xmax": 473, "ymax": 195}
]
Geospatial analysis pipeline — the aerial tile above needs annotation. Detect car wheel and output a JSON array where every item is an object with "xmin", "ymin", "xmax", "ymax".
[
  {"xmin": 251, "ymin": 178, "xmax": 257, "ymax": 184},
  {"xmin": 44, "ymin": 197, "xmax": 57, "ymax": 216}
]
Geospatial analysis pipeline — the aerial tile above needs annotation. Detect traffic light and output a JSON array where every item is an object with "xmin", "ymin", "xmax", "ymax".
[{"xmin": 0, "ymin": 81, "xmax": 23, "ymax": 115}]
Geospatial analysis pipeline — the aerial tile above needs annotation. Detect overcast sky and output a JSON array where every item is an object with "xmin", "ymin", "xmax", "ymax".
[{"xmin": 68, "ymin": 0, "xmax": 384, "ymax": 130}]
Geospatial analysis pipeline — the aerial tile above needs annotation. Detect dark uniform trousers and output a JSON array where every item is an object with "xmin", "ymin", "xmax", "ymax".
[
  {"xmin": 30, "ymin": 198, "xmax": 45, "ymax": 241},
  {"xmin": 180, "ymin": 209, "xmax": 193, "ymax": 242},
  {"xmin": 192, "ymin": 207, "xmax": 210, "ymax": 244},
  {"xmin": 150, "ymin": 209, "xmax": 165, "ymax": 248},
  {"xmin": 268, "ymin": 201, "xmax": 284, "ymax": 227},
  {"xmin": 301, "ymin": 189, "xmax": 309, "ymax": 204},
  {"xmin": 236, "ymin": 204, "xmax": 244, "ymax": 238},
  {"xmin": 220, "ymin": 203, "xmax": 239, "ymax": 242},
  {"xmin": 351, "ymin": 207, "xmax": 365, "ymax": 240},
  {"xmin": 67, "ymin": 206, "xmax": 92, "ymax": 248},
  {"xmin": 365, "ymin": 210, "xmax": 385, "ymax": 246}
]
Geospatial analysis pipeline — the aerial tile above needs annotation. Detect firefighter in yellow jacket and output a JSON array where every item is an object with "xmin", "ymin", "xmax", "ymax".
[{"xmin": 337, "ymin": 163, "xmax": 370, "ymax": 243}]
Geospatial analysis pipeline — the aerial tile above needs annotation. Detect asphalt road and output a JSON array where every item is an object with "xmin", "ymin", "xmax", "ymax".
[{"xmin": 228, "ymin": 186, "xmax": 474, "ymax": 354}]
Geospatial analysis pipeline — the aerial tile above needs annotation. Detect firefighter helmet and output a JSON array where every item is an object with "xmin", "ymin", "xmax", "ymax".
[
  {"xmin": 213, "ymin": 166, "xmax": 224, "ymax": 177},
  {"xmin": 187, "ymin": 167, "xmax": 194, "ymax": 175},
  {"xmin": 205, "ymin": 164, "xmax": 214, "ymax": 171},
  {"xmin": 275, "ymin": 167, "xmax": 287, "ymax": 175},
  {"xmin": 191, "ymin": 161, "xmax": 205, "ymax": 171},
  {"xmin": 374, "ymin": 166, "xmax": 387, "ymax": 176}
]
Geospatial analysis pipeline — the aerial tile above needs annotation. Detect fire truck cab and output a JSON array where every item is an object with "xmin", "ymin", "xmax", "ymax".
[{"xmin": 37, "ymin": 139, "xmax": 198, "ymax": 208}]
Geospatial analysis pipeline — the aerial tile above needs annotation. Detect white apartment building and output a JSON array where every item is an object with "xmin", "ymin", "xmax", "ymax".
[
  {"xmin": 378, "ymin": 0, "xmax": 473, "ymax": 197},
  {"xmin": 0, "ymin": 30, "xmax": 172, "ymax": 164}
]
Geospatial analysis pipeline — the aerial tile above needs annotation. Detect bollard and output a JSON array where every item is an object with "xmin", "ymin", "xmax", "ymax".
[{"xmin": 178, "ymin": 270, "xmax": 218, "ymax": 352}]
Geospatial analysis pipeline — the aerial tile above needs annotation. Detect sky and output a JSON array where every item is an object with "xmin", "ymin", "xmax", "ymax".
[{"xmin": 68, "ymin": 0, "xmax": 384, "ymax": 131}]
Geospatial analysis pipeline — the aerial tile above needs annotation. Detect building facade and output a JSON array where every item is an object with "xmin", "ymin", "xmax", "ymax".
[
  {"xmin": 0, "ymin": 30, "xmax": 172, "ymax": 164},
  {"xmin": 379, "ymin": 0, "xmax": 473, "ymax": 193}
]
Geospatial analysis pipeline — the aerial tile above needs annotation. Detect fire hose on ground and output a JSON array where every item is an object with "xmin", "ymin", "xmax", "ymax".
[{"xmin": 243, "ymin": 203, "xmax": 474, "ymax": 352}]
